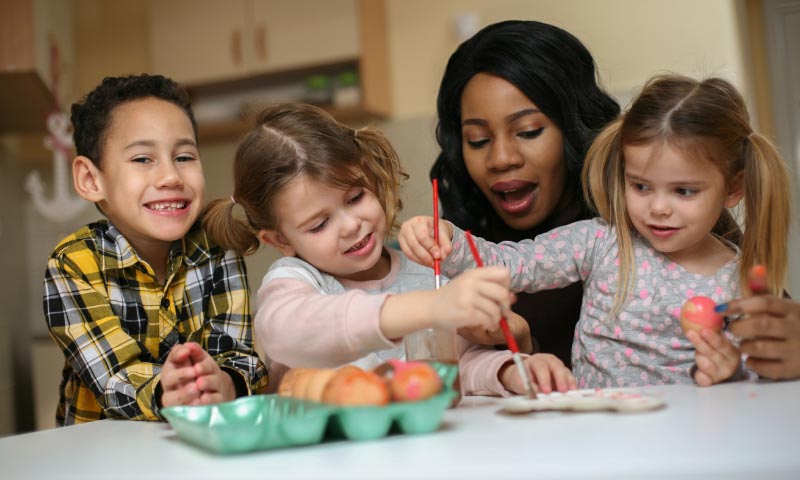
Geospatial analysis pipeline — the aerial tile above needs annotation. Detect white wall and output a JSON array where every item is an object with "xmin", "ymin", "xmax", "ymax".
[{"xmin": 385, "ymin": 0, "xmax": 750, "ymax": 116}]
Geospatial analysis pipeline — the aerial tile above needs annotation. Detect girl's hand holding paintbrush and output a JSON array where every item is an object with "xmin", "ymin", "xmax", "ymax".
[
  {"xmin": 718, "ymin": 265, "xmax": 800, "ymax": 380},
  {"xmin": 498, "ymin": 352, "xmax": 576, "ymax": 395},
  {"xmin": 400, "ymin": 217, "xmax": 575, "ymax": 395},
  {"xmin": 398, "ymin": 216, "xmax": 455, "ymax": 268},
  {"xmin": 459, "ymin": 311, "xmax": 534, "ymax": 355}
]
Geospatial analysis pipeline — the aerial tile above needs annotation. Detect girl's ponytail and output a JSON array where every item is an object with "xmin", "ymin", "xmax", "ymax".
[
  {"xmin": 740, "ymin": 132, "xmax": 790, "ymax": 295},
  {"xmin": 202, "ymin": 197, "xmax": 260, "ymax": 256},
  {"xmin": 352, "ymin": 126, "xmax": 408, "ymax": 234},
  {"xmin": 582, "ymin": 117, "xmax": 633, "ymax": 316}
]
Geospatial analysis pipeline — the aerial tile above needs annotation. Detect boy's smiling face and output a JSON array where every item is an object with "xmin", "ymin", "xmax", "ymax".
[{"xmin": 75, "ymin": 97, "xmax": 205, "ymax": 264}]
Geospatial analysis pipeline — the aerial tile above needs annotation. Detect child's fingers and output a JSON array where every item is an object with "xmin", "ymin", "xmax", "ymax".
[
  {"xmin": 196, "ymin": 372, "xmax": 236, "ymax": 401},
  {"xmin": 161, "ymin": 381, "xmax": 201, "ymax": 407},
  {"xmin": 161, "ymin": 365, "xmax": 197, "ymax": 391},
  {"xmin": 398, "ymin": 226, "xmax": 436, "ymax": 266},
  {"xmin": 165, "ymin": 343, "xmax": 192, "ymax": 365},
  {"xmin": 193, "ymin": 356, "xmax": 221, "ymax": 378},
  {"xmin": 527, "ymin": 361, "xmax": 552, "ymax": 394},
  {"xmin": 185, "ymin": 342, "xmax": 210, "ymax": 363},
  {"xmin": 685, "ymin": 329, "xmax": 710, "ymax": 353},
  {"xmin": 548, "ymin": 357, "xmax": 576, "ymax": 392},
  {"xmin": 692, "ymin": 362, "xmax": 714, "ymax": 387},
  {"xmin": 699, "ymin": 328, "xmax": 737, "ymax": 354}
]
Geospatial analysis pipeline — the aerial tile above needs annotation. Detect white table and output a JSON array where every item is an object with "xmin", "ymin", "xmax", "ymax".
[{"xmin": 2, "ymin": 380, "xmax": 799, "ymax": 479}]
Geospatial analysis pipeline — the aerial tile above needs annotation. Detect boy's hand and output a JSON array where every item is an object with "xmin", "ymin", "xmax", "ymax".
[
  {"xmin": 686, "ymin": 329, "xmax": 741, "ymax": 386},
  {"xmin": 500, "ymin": 353, "xmax": 576, "ymax": 395},
  {"xmin": 160, "ymin": 343, "xmax": 202, "ymax": 408},
  {"xmin": 458, "ymin": 310, "xmax": 533, "ymax": 354},
  {"xmin": 190, "ymin": 346, "xmax": 236, "ymax": 405},
  {"xmin": 160, "ymin": 342, "xmax": 237, "ymax": 407},
  {"xmin": 432, "ymin": 266, "xmax": 512, "ymax": 331},
  {"xmin": 398, "ymin": 216, "xmax": 454, "ymax": 267},
  {"xmin": 727, "ymin": 295, "xmax": 800, "ymax": 380}
]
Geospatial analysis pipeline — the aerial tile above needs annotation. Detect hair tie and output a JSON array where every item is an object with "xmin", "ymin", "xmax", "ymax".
[
  {"xmin": 353, "ymin": 128, "xmax": 359, "ymax": 140},
  {"xmin": 230, "ymin": 195, "xmax": 236, "ymax": 205}
]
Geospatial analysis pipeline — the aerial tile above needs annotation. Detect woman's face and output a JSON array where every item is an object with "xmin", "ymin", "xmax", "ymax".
[{"xmin": 460, "ymin": 73, "xmax": 567, "ymax": 231}]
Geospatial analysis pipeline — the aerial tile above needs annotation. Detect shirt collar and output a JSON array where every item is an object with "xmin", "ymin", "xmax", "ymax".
[{"xmin": 95, "ymin": 221, "xmax": 215, "ymax": 271}]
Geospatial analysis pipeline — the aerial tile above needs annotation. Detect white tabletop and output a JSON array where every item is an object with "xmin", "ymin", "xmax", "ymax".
[{"xmin": 2, "ymin": 380, "xmax": 799, "ymax": 479}]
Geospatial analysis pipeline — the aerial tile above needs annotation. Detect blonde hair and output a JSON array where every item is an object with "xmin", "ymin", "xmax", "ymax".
[
  {"xmin": 203, "ymin": 103, "xmax": 408, "ymax": 255},
  {"xmin": 582, "ymin": 74, "xmax": 790, "ymax": 314}
]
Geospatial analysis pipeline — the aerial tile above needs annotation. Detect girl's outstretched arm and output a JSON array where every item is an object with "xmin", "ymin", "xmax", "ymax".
[
  {"xmin": 256, "ymin": 266, "xmax": 513, "ymax": 368},
  {"xmin": 398, "ymin": 216, "xmax": 454, "ymax": 267},
  {"xmin": 380, "ymin": 266, "xmax": 513, "ymax": 339}
]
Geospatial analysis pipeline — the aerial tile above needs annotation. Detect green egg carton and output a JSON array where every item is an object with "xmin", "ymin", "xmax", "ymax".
[{"xmin": 161, "ymin": 362, "xmax": 458, "ymax": 454}]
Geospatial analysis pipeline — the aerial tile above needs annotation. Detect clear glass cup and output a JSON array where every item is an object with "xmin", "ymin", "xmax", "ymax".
[{"xmin": 404, "ymin": 327, "xmax": 461, "ymax": 406}]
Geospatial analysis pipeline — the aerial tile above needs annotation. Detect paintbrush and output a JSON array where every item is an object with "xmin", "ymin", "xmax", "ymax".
[
  {"xmin": 464, "ymin": 230, "xmax": 536, "ymax": 398},
  {"xmin": 432, "ymin": 179, "xmax": 442, "ymax": 290}
]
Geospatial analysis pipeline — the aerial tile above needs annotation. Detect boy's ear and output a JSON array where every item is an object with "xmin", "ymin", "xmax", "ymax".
[
  {"xmin": 258, "ymin": 229, "xmax": 295, "ymax": 257},
  {"xmin": 72, "ymin": 156, "xmax": 105, "ymax": 203},
  {"xmin": 725, "ymin": 171, "xmax": 745, "ymax": 208}
]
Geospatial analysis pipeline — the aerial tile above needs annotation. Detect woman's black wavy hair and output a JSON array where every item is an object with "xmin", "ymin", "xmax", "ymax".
[{"xmin": 431, "ymin": 20, "xmax": 620, "ymax": 236}]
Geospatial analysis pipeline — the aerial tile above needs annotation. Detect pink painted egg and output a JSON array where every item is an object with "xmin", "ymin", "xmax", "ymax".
[{"xmin": 680, "ymin": 296, "xmax": 723, "ymax": 333}]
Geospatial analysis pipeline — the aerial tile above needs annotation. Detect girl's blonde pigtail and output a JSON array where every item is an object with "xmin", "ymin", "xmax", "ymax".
[
  {"xmin": 352, "ymin": 126, "xmax": 408, "ymax": 234},
  {"xmin": 582, "ymin": 118, "xmax": 633, "ymax": 316},
  {"xmin": 740, "ymin": 132, "xmax": 790, "ymax": 295}
]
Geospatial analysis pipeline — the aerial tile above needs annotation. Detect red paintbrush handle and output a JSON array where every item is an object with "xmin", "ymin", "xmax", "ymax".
[
  {"xmin": 466, "ymin": 231, "xmax": 517, "ymax": 352},
  {"xmin": 499, "ymin": 317, "xmax": 519, "ymax": 353}
]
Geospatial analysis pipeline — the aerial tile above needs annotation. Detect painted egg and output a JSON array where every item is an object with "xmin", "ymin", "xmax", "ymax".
[
  {"xmin": 386, "ymin": 360, "xmax": 442, "ymax": 402},
  {"xmin": 680, "ymin": 296, "xmax": 723, "ymax": 333}
]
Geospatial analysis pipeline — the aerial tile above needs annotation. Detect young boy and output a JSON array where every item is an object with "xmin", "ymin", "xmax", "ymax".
[{"xmin": 43, "ymin": 74, "xmax": 268, "ymax": 426}]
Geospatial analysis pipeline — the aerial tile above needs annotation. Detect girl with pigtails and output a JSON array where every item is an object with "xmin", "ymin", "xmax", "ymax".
[
  {"xmin": 204, "ymin": 103, "xmax": 574, "ymax": 397},
  {"xmin": 400, "ymin": 74, "xmax": 791, "ymax": 388}
]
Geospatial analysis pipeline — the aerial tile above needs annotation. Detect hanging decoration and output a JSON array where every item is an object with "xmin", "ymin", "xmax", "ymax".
[{"xmin": 25, "ymin": 35, "xmax": 89, "ymax": 224}]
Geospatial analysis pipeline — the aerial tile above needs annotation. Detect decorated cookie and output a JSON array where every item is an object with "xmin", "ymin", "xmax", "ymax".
[{"xmin": 500, "ymin": 389, "xmax": 665, "ymax": 414}]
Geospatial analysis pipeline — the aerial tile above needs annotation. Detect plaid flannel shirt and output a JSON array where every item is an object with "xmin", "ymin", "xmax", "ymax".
[{"xmin": 43, "ymin": 220, "xmax": 268, "ymax": 425}]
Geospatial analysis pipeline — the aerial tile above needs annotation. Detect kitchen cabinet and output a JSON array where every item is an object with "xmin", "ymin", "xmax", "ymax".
[
  {"xmin": 148, "ymin": 0, "xmax": 360, "ymax": 85},
  {"xmin": 148, "ymin": 0, "xmax": 390, "ymax": 142}
]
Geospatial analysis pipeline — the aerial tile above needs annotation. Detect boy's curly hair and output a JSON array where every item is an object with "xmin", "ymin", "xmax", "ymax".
[{"xmin": 71, "ymin": 74, "xmax": 197, "ymax": 168}]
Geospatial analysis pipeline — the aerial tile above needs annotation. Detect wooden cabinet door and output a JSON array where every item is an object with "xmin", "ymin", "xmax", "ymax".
[
  {"xmin": 249, "ymin": 0, "xmax": 360, "ymax": 73},
  {"xmin": 148, "ymin": 0, "xmax": 249, "ymax": 84}
]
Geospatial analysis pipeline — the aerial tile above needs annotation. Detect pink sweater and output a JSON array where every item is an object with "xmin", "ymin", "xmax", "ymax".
[{"xmin": 254, "ymin": 249, "xmax": 518, "ymax": 396}]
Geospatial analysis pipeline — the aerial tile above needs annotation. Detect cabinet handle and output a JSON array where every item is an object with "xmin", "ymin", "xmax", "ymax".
[
  {"xmin": 231, "ymin": 29, "xmax": 243, "ymax": 67},
  {"xmin": 255, "ymin": 24, "xmax": 267, "ymax": 63}
]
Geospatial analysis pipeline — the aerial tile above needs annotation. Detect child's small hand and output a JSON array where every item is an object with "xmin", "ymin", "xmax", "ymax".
[
  {"xmin": 499, "ymin": 353, "xmax": 576, "ymax": 395},
  {"xmin": 398, "ymin": 216, "xmax": 453, "ymax": 267},
  {"xmin": 458, "ymin": 310, "xmax": 533, "ymax": 354},
  {"xmin": 433, "ymin": 266, "xmax": 512, "ymax": 331},
  {"xmin": 686, "ymin": 329, "xmax": 741, "ymax": 386},
  {"xmin": 190, "ymin": 348, "xmax": 237, "ymax": 405},
  {"xmin": 160, "ymin": 343, "xmax": 202, "ymax": 408}
]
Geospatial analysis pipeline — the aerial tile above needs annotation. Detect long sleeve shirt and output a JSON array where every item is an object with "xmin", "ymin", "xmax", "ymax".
[
  {"xmin": 443, "ymin": 219, "xmax": 742, "ymax": 388},
  {"xmin": 43, "ymin": 221, "xmax": 268, "ymax": 425},
  {"xmin": 254, "ymin": 248, "xmax": 515, "ymax": 396}
]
